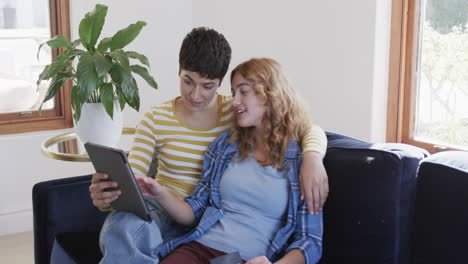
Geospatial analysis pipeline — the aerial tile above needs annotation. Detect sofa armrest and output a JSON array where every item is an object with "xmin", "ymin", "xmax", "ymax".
[
  {"xmin": 321, "ymin": 132, "xmax": 428, "ymax": 264},
  {"xmin": 412, "ymin": 151, "xmax": 468, "ymax": 264},
  {"xmin": 32, "ymin": 175, "xmax": 109, "ymax": 264}
]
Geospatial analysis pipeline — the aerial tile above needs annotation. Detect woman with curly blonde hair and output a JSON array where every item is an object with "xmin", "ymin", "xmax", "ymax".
[
  {"xmin": 230, "ymin": 57, "xmax": 316, "ymax": 171},
  {"xmin": 136, "ymin": 58, "xmax": 324, "ymax": 264}
]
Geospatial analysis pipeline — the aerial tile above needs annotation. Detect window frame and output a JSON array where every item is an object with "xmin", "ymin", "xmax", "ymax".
[
  {"xmin": 0, "ymin": 0, "xmax": 72, "ymax": 135},
  {"xmin": 386, "ymin": 0, "xmax": 465, "ymax": 153}
]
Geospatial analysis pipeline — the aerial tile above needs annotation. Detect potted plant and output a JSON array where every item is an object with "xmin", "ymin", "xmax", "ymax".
[{"xmin": 37, "ymin": 4, "xmax": 157, "ymax": 147}]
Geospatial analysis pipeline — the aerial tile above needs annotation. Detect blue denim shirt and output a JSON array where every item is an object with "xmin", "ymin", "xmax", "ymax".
[{"xmin": 157, "ymin": 131, "xmax": 323, "ymax": 263}]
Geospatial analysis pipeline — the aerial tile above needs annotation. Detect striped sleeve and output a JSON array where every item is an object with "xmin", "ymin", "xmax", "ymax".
[
  {"xmin": 128, "ymin": 110, "xmax": 158, "ymax": 176},
  {"xmin": 302, "ymin": 124, "xmax": 327, "ymax": 158}
]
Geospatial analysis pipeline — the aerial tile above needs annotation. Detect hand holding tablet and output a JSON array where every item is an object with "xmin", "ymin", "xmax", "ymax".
[
  {"xmin": 89, "ymin": 172, "xmax": 121, "ymax": 210},
  {"xmin": 85, "ymin": 142, "xmax": 152, "ymax": 221}
]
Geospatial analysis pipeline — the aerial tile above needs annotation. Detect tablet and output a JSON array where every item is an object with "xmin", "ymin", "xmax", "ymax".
[{"xmin": 84, "ymin": 142, "xmax": 152, "ymax": 222}]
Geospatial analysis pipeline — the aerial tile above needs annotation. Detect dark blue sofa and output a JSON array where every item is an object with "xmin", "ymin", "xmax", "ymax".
[
  {"xmin": 32, "ymin": 175, "xmax": 108, "ymax": 264},
  {"xmin": 32, "ymin": 133, "xmax": 468, "ymax": 264}
]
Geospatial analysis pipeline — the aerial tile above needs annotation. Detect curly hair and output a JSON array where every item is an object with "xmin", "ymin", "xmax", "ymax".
[
  {"xmin": 179, "ymin": 27, "xmax": 232, "ymax": 81},
  {"xmin": 229, "ymin": 58, "xmax": 311, "ymax": 170}
]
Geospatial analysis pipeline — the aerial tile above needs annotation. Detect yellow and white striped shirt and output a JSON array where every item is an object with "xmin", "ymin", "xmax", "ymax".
[{"xmin": 129, "ymin": 94, "xmax": 327, "ymax": 198}]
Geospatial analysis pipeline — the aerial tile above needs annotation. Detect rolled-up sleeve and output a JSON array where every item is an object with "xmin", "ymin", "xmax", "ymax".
[{"xmin": 286, "ymin": 200, "xmax": 323, "ymax": 264}]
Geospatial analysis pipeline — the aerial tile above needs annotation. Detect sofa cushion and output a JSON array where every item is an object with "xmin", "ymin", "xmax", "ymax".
[
  {"xmin": 320, "ymin": 132, "xmax": 428, "ymax": 264},
  {"xmin": 50, "ymin": 232, "xmax": 102, "ymax": 264},
  {"xmin": 412, "ymin": 151, "xmax": 468, "ymax": 264}
]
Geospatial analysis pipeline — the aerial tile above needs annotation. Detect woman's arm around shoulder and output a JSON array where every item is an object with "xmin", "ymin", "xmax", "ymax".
[{"xmin": 299, "ymin": 124, "xmax": 329, "ymax": 214}]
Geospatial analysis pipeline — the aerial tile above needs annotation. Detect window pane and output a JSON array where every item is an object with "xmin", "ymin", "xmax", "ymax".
[
  {"xmin": 0, "ymin": 0, "xmax": 53, "ymax": 114},
  {"xmin": 414, "ymin": 0, "xmax": 468, "ymax": 149}
]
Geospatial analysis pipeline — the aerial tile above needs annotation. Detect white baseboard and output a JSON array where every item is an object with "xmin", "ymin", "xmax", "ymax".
[{"xmin": 0, "ymin": 209, "xmax": 33, "ymax": 236}]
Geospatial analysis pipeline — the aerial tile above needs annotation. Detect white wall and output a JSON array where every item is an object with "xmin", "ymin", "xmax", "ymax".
[
  {"xmin": 193, "ymin": 0, "xmax": 391, "ymax": 141},
  {"xmin": 371, "ymin": 0, "xmax": 392, "ymax": 141},
  {"xmin": 0, "ymin": 0, "xmax": 392, "ymax": 235},
  {"xmin": 0, "ymin": 0, "xmax": 192, "ymax": 236}
]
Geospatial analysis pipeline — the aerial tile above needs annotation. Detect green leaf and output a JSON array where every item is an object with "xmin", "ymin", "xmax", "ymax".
[
  {"xmin": 109, "ymin": 21, "xmax": 146, "ymax": 51},
  {"xmin": 97, "ymin": 37, "xmax": 112, "ymax": 52},
  {"xmin": 54, "ymin": 48, "xmax": 74, "ymax": 63},
  {"xmin": 127, "ymin": 51, "xmax": 150, "ymax": 68},
  {"xmin": 78, "ymin": 4, "xmax": 108, "ymax": 49},
  {"xmin": 48, "ymin": 35, "xmax": 72, "ymax": 49},
  {"xmin": 129, "ymin": 84, "xmax": 140, "ymax": 111},
  {"xmin": 100, "ymin": 83, "xmax": 114, "ymax": 118},
  {"xmin": 109, "ymin": 64, "xmax": 139, "ymax": 110},
  {"xmin": 37, "ymin": 65, "xmax": 51, "ymax": 86},
  {"xmin": 69, "ymin": 49, "xmax": 86, "ymax": 60},
  {"xmin": 116, "ymin": 86, "xmax": 126, "ymax": 111},
  {"xmin": 94, "ymin": 52, "xmax": 113, "ymax": 78},
  {"xmin": 47, "ymin": 60, "xmax": 68, "ymax": 79},
  {"xmin": 37, "ymin": 44, "xmax": 46, "ymax": 61},
  {"xmin": 71, "ymin": 85, "xmax": 84, "ymax": 121},
  {"xmin": 109, "ymin": 50, "xmax": 130, "ymax": 70},
  {"xmin": 36, "ymin": 50, "xmax": 72, "ymax": 85},
  {"xmin": 80, "ymin": 41, "xmax": 94, "ymax": 52},
  {"xmin": 76, "ymin": 53, "xmax": 99, "ymax": 102},
  {"xmin": 73, "ymin": 108, "xmax": 81, "ymax": 121},
  {"xmin": 131, "ymin": 65, "xmax": 158, "ymax": 89},
  {"xmin": 71, "ymin": 39, "xmax": 81, "ymax": 48},
  {"xmin": 37, "ymin": 35, "xmax": 72, "ymax": 60},
  {"xmin": 39, "ymin": 72, "xmax": 74, "ymax": 112},
  {"xmin": 71, "ymin": 85, "xmax": 79, "ymax": 111}
]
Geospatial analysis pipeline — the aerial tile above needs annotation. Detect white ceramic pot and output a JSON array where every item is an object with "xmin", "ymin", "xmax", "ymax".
[{"xmin": 75, "ymin": 102, "xmax": 123, "ymax": 147}]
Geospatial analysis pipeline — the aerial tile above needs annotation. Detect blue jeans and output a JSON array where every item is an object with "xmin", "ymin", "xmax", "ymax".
[{"xmin": 99, "ymin": 199, "xmax": 188, "ymax": 264}]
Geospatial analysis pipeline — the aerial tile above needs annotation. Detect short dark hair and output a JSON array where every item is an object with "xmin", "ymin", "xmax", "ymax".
[{"xmin": 179, "ymin": 27, "xmax": 232, "ymax": 81}]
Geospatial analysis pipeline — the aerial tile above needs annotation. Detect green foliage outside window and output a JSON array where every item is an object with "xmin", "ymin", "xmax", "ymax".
[{"xmin": 415, "ymin": 13, "xmax": 468, "ymax": 148}]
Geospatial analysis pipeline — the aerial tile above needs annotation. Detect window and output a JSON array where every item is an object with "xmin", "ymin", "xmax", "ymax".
[
  {"xmin": 387, "ymin": 0, "xmax": 468, "ymax": 152},
  {"xmin": 0, "ymin": 0, "xmax": 72, "ymax": 135}
]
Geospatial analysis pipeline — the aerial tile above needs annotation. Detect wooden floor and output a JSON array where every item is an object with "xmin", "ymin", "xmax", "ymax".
[{"xmin": 0, "ymin": 232, "xmax": 34, "ymax": 263}]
